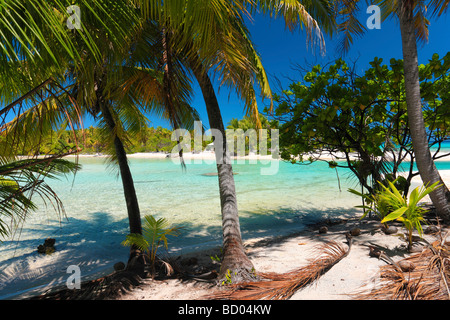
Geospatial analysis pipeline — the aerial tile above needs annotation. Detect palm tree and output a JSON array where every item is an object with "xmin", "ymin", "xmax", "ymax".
[
  {"xmin": 2, "ymin": 5, "xmax": 202, "ymax": 272},
  {"xmin": 142, "ymin": 0, "xmax": 336, "ymax": 283},
  {"xmin": 0, "ymin": 1, "xmax": 140, "ymax": 240},
  {"xmin": 395, "ymin": 0, "xmax": 450, "ymax": 221},
  {"xmin": 3, "ymin": 0, "xmax": 337, "ymax": 282},
  {"xmin": 337, "ymin": 0, "xmax": 450, "ymax": 221},
  {"xmin": 193, "ymin": 1, "xmax": 335, "ymax": 283}
]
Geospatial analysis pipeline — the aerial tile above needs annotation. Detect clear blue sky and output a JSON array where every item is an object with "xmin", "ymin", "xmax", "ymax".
[{"xmin": 146, "ymin": 9, "xmax": 449, "ymax": 130}]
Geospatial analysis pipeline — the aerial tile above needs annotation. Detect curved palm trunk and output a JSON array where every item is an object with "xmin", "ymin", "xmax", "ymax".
[
  {"xmin": 399, "ymin": 2, "xmax": 450, "ymax": 222},
  {"xmin": 100, "ymin": 102, "xmax": 144, "ymax": 270},
  {"xmin": 192, "ymin": 64, "xmax": 257, "ymax": 283}
]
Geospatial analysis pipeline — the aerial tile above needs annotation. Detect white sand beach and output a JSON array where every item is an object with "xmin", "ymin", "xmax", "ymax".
[
  {"xmin": 72, "ymin": 150, "xmax": 450, "ymax": 163},
  {"xmin": 118, "ymin": 214, "xmax": 449, "ymax": 300}
]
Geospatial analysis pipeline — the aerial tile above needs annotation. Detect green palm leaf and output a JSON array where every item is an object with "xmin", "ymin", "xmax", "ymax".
[{"xmin": 0, "ymin": 154, "xmax": 80, "ymax": 239}]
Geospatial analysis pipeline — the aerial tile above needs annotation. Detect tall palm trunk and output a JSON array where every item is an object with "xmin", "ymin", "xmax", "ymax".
[
  {"xmin": 399, "ymin": 1, "xmax": 450, "ymax": 222},
  {"xmin": 191, "ymin": 64, "xmax": 257, "ymax": 283},
  {"xmin": 99, "ymin": 101, "xmax": 144, "ymax": 270}
]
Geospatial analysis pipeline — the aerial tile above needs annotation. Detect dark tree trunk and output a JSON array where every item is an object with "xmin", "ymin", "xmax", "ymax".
[
  {"xmin": 399, "ymin": 2, "xmax": 450, "ymax": 222},
  {"xmin": 99, "ymin": 102, "xmax": 145, "ymax": 271},
  {"xmin": 191, "ymin": 63, "xmax": 257, "ymax": 284}
]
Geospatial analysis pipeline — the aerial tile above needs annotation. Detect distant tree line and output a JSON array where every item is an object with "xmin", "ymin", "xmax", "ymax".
[{"xmin": 10, "ymin": 124, "xmax": 217, "ymax": 155}]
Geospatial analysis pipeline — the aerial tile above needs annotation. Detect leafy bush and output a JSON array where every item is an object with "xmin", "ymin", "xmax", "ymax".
[{"xmin": 274, "ymin": 55, "xmax": 450, "ymax": 195}]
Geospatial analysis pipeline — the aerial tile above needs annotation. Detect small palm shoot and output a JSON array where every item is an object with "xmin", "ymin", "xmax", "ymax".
[
  {"xmin": 122, "ymin": 214, "xmax": 182, "ymax": 279},
  {"xmin": 379, "ymin": 180, "xmax": 441, "ymax": 251}
]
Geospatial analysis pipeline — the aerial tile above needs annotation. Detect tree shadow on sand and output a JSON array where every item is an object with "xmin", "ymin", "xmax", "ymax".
[
  {"xmin": 3, "ymin": 205, "xmax": 364, "ymax": 299},
  {"xmin": 0, "ymin": 212, "xmax": 130, "ymax": 299}
]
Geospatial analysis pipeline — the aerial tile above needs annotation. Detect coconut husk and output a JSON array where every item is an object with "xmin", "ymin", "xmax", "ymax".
[
  {"xmin": 206, "ymin": 234, "xmax": 352, "ymax": 300},
  {"xmin": 357, "ymin": 231, "xmax": 450, "ymax": 300}
]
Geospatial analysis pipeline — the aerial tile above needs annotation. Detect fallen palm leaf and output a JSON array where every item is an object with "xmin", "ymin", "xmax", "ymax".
[
  {"xmin": 207, "ymin": 234, "xmax": 352, "ymax": 300},
  {"xmin": 357, "ymin": 231, "xmax": 450, "ymax": 300}
]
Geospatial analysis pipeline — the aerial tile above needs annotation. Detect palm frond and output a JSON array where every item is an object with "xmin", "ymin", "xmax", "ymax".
[
  {"xmin": 122, "ymin": 233, "xmax": 150, "ymax": 253},
  {"xmin": 253, "ymin": 0, "xmax": 335, "ymax": 38},
  {"xmin": 335, "ymin": 0, "xmax": 367, "ymax": 55},
  {"xmin": 208, "ymin": 236, "xmax": 352, "ymax": 300},
  {"xmin": 0, "ymin": 79, "xmax": 83, "ymax": 160},
  {"xmin": 428, "ymin": 0, "xmax": 450, "ymax": 16},
  {"xmin": 0, "ymin": 153, "xmax": 80, "ymax": 240},
  {"xmin": 357, "ymin": 232, "xmax": 450, "ymax": 300}
]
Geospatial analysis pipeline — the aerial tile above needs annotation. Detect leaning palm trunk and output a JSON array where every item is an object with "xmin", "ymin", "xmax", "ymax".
[
  {"xmin": 100, "ymin": 103, "xmax": 142, "ymax": 236},
  {"xmin": 399, "ymin": 1, "xmax": 450, "ymax": 222},
  {"xmin": 208, "ymin": 236, "xmax": 352, "ymax": 300},
  {"xmin": 99, "ymin": 101, "xmax": 144, "ymax": 272},
  {"xmin": 192, "ymin": 63, "xmax": 256, "ymax": 284}
]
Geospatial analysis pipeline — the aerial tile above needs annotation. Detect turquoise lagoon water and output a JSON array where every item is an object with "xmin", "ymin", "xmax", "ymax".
[{"xmin": 0, "ymin": 155, "xmax": 449, "ymax": 299}]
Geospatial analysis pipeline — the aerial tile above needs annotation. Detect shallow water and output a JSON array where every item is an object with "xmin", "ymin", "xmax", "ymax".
[{"xmin": 0, "ymin": 156, "xmax": 448, "ymax": 299}]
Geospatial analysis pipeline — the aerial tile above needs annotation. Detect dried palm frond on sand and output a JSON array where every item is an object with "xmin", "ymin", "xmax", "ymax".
[
  {"xmin": 207, "ymin": 234, "xmax": 353, "ymax": 300},
  {"xmin": 357, "ymin": 231, "xmax": 450, "ymax": 300}
]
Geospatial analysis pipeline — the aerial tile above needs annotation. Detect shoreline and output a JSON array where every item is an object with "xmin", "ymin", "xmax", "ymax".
[
  {"xmin": 63, "ymin": 150, "xmax": 450, "ymax": 162},
  {"xmin": 16, "ymin": 148, "xmax": 450, "ymax": 163}
]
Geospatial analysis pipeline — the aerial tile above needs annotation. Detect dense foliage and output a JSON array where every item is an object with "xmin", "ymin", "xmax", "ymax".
[
  {"xmin": 274, "ymin": 54, "xmax": 450, "ymax": 194},
  {"xmin": 226, "ymin": 114, "xmax": 278, "ymax": 155},
  {"xmin": 7, "ymin": 124, "xmax": 215, "ymax": 155}
]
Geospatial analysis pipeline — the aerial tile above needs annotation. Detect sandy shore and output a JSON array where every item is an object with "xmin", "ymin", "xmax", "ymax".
[
  {"xmin": 71, "ymin": 151, "xmax": 277, "ymax": 162},
  {"xmin": 117, "ymin": 218, "xmax": 449, "ymax": 301},
  {"xmin": 70, "ymin": 150, "xmax": 450, "ymax": 162},
  {"xmin": 116, "ymin": 213, "xmax": 449, "ymax": 301}
]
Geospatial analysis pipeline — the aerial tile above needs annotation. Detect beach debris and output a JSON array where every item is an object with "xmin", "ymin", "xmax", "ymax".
[
  {"xmin": 408, "ymin": 243, "xmax": 424, "ymax": 253},
  {"xmin": 368, "ymin": 245, "xmax": 382, "ymax": 258},
  {"xmin": 183, "ymin": 270, "xmax": 219, "ymax": 282},
  {"xmin": 30, "ymin": 270, "xmax": 144, "ymax": 300},
  {"xmin": 205, "ymin": 234, "xmax": 353, "ymax": 300},
  {"xmin": 319, "ymin": 226, "xmax": 328, "ymax": 234},
  {"xmin": 37, "ymin": 238, "xmax": 56, "ymax": 254},
  {"xmin": 350, "ymin": 227, "xmax": 361, "ymax": 236},
  {"xmin": 182, "ymin": 257, "xmax": 198, "ymax": 266},
  {"xmin": 357, "ymin": 231, "xmax": 450, "ymax": 300},
  {"xmin": 114, "ymin": 262, "xmax": 126, "ymax": 271},
  {"xmin": 424, "ymin": 225, "xmax": 439, "ymax": 234},
  {"xmin": 398, "ymin": 260, "xmax": 416, "ymax": 272},
  {"xmin": 382, "ymin": 225, "xmax": 398, "ymax": 235}
]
